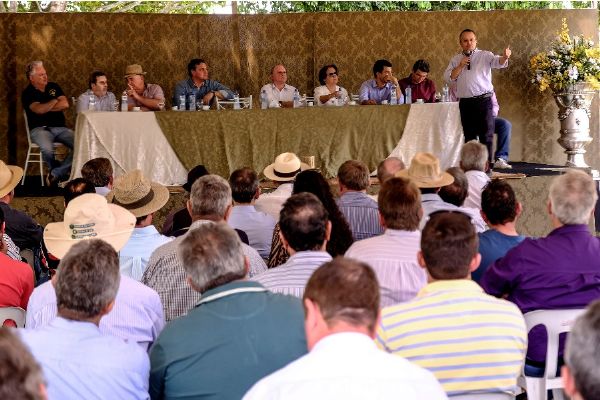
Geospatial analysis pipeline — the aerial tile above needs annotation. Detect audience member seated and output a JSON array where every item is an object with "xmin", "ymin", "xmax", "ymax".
[
  {"xmin": 21, "ymin": 60, "xmax": 73, "ymax": 186},
  {"xmin": 63, "ymin": 178, "xmax": 95, "ymax": 206},
  {"xmin": 268, "ymin": 170, "xmax": 353, "ymax": 268},
  {"xmin": 173, "ymin": 58, "xmax": 234, "ymax": 109},
  {"xmin": 253, "ymin": 193, "xmax": 332, "ymax": 297},
  {"xmin": 461, "ymin": 141, "xmax": 490, "ymax": 209},
  {"xmin": 473, "ymin": 179, "xmax": 524, "ymax": 283},
  {"xmin": 21, "ymin": 240, "xmax": 150, "ymax": 399},
  {"xmin": 0, "ymin": 207, "xmax": 34, "ymax": 314},
  {"xmin": 377, "ymin": 156, "xmax": 405, "ymax": 185},
  {"xmin": 260, "ymin": 64, "xmax": 298, "ymax": 108},
  {"xmin": 228, "ymin": 167, "xmax": 276, "ymax": 260},
  {"xmin": 149, "ymin": 222, "xmax": 307, "ymax": 399},
  {"xmin": 398, "ymin": 59, "xmax": 437, "ymax": 103},
  {"xmin": 124, "ymin": 64, "xmax": 164, "ymax": 111},
  {"xmin": 314, "ymin": 64, "xmax": 349, "ymax": 106},
  {"xmin": 562, "ymin": 300, "xmax": 600, "ymax": 400},
  {"xmin": 76, "ymin": 70, "xmax": 116, "ymax": 112},
  {"xmin": 255, "ymin": 152, "xmax": 309, "ymax": 221},
  {"xmin": 398, "ymin": 152, "xmax": 486, "ymax": 232},
  {"xmin": 107, "ymin": 170, "xmax": 173, "ymax": 281},
  {"xmin": 142, "ymin": 175, "xmax": 267, "ymax": 321},
  {"xmin": 27, "ymin": 193, "xmax": 165, "ymax": 351},
  {"xmin": 481, "ymin": 169, "xmax": 600, "ymax": 367},
  {"xmin": 345, "ymin": 177, "xmax": 426, "ymax": 307},
  {"xmin": 337, "ymin": 160, "xmax": 383, "ymax": 240},
  {"xmin": 377, "ymin": 211, "xmax": 526, "ymax": 397},
  {"xmin": 244, "ymin": 257, "xmax": 447, "ymax": 400},
  {"xmin": 81, "ymin": 157, "xmax": 113, "ymax": 196},
  {"xmin": 0, "ymin": 328, "xmax": 47, "ymax": 399},
  {"xmin": 359, "ymin": 59, "xmax": 404, "ymax": 105},
  {"xmin": 438, "ymin": 166, "xmax": 487, "ymax": 228}
]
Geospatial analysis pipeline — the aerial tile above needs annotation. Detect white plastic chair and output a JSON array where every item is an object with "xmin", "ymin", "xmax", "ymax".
[
  {"xmin": 216, "ymin": 95, "xmax": 253, "ymax": 110},
  {"xmin": 518, "ymin": 309, "xmax": 586, "ymax": 400},
  {"xmin": 0, "ymin": 306, "xmax": 26, "ymax": 327},
  {"xmin": 21, "ymin": 109, "xmax": 61, "ymax": 186},
  {"xmin": 451, "ymin": 393, "xmax": 514, "ymax": 399}
]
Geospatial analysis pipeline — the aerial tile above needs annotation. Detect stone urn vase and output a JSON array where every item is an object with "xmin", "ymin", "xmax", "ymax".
[{"xmin": 553, "ymin": 83, "xmax": 596, "ymax": 168}]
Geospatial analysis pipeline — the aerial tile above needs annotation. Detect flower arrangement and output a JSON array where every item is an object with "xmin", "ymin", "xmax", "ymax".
[{"xmin": 530, "ymin": 19, "xmax": 600, "ymax": 92}]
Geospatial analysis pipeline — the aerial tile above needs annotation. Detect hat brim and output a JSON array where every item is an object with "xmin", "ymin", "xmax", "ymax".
[
  {"xmin": 123, "ymin": 71, "xmax": 147, "ymax": 78},
  {"xmin": 106, "ymin": 183, "xmax": 170, "ymax": 218},
  {"xmin": 43, "ymin": 204, "xmax": 135, "ymax": 259},
  {"xmin": 263, "ymin": 163, "xmax": 311, "ymax": 182},
  {"xmin": 396, "ymin": 170, "xmax": 455, "ymax": 188},
  {"xmin": 0, "ymin": 165, "xmax": 24, "ymax": 198}
]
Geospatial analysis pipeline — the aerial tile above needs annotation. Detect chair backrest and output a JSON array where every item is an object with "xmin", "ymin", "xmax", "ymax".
[
  {"xmin": 216, "ymin": 95, "xmax": 253, "ymax": 110},
  {"xmin": 0, "ymin": 306, "xmax": 26, "ymax": 328},
  {"xmin": 451, "ymin": 393, "xmax": 514, "ymax": 400},
  {"xmin": 22, "ymin": 109, "xmax": 33, "ymax": 147},
  {"xmin": 523, "ymin": 309, "xmax": 586, "ymax": 379}
]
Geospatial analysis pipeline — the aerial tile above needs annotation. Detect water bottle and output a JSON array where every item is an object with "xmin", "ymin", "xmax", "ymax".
[
  {"xmin": 293, "ymin": 89, "xmax": 300, "ymax": 108},
  {"xmin": 233, "ymin": 92, "xmax": 240, "ymax": 110},
  {"xmin": 405, "ymin": 86, "xmax": 412, "ymax": 104},
  {"xmin": 88, "ymin": 94, "xmax": 96, "ymax": 111},
  {"xmin": 188, "ymin": 94, "xmax": 195, "ymax": 111},
  {"xmin": 389, "ymin": 86, "xmax": 397, "ymax": 105},
  {"xmin": 260, "ymin": 89, "xmax": 268, "ymax": 109},
  {"xmin": 120, "ymin": 93, "xmax": 128, "ymax": 112},
  {"xmin": 179, "ymin": 95, "xmax": 186, "ymax": 111},
  {"xmin": 302, "ymin": 93, "xmax": 307, "ymax": 107},
  {"xmin": 442, "ymin": 85, "xmax": 449, "ymax": 102}
]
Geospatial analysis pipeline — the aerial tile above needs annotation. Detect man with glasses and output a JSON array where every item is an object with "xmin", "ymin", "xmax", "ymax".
[
  {"xmin": 398, "ymin": 59, "xmax": 436, "ymax": 103},
  {"xmin": 359, "ymin": 59, "xmax": 404, "ymax": 105},
  {"xmin": 260, "ymin": 64, "xmax": 297, "ymax": 108}
]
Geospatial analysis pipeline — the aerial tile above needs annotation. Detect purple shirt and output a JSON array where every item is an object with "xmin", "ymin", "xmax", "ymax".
[
  {"xmin": 481, "ymin": 224, "xmax": 600, "ymax": 362},
  {"xmin": 444, "ymin": 48, "xmax": 508, "ymax": 98},
  {"xmin": 398, "ymin": 76, "xmax": 436, "ymax": 103},
  {"xmin": 127, "ymin": 83, "xmax": 164, "ymax": 109},
  {"xmin": 358, "ymin": 79, "xmax": 404, "ymax": 104}
]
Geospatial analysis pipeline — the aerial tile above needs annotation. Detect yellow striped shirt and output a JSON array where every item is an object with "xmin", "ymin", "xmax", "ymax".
[{"xmin": 376, "ymin": 280, "xmax": 526, "ymax": 397}]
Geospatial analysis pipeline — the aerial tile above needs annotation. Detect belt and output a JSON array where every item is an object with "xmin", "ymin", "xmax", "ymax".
[{"xmin": 461, "ymin": 92, "xmax": 493, "ymax": 100}]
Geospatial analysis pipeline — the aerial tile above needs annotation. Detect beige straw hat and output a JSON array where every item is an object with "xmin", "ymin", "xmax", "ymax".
[
  {"xmin": 106, "ymin": 170, "xmax": 169, "ymax": 217},
  {"xmin": 0, "ymin": 161, "xmax": 23, "ymax": 198},
  {"xmin": 263, "ymin": 152, "xmax": 310, "ymax": 182},
  {"xmin": 124, "ymin": 64, "xmax": 147, "ymax": 78},
  {"xmin": 396, "ymin": 152, "xmax": 454, "ymax": 188}
]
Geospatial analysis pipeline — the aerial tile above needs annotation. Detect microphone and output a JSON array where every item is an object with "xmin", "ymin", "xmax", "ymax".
[{"xmin": 463, "ymin": 50, "xmax": 472, "ymax": 70}]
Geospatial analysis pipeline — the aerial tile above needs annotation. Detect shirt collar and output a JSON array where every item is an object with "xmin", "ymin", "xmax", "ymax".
[
  {"xmin": 421, "ymin": 193, "xmax": 443, "ymax": 202},
  {"xmin": 311, "ymin": 332, "xmax": 376, "ymax": 354},
  {"xmin": 198, "ymin": 280, "xmax": 266, "ymax": 305},
  {"xmin": 418, "ymin": 279, "xmax": 483, "ymax": 297},
  {"xmin": 287, "ymin": 250, "xmax": 332, "ymax": 263},
  {"xmin": 549, "ymin": 224, "xmax": 592, "ymax": 236},
  {"xmin": 132, "ymin": 225, "xmax": 160, "ymax": 236},
  {"xmin": 384, "ymin": 229, "xmax": 420, "ymax": 238},
  {"xmin": 51, "ymin": 316, "xmax": 101, "ymax": 333}
]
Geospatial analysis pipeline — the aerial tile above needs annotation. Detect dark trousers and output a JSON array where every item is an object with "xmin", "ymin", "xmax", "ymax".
[{"xmin": 459, "ymin": 96, "xmax": 494, "ymax": 163}]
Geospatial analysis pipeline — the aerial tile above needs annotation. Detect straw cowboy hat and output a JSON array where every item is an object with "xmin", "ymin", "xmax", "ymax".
[
  {"xmin": 106, "ymin": 170, "xmax": 169, "ymax": 218},
  {"xmin": 44, "ymin": 193, "xmax": 135, "ymax": 259},
  {"xmin": 396, "ymin": 152, "xmax": 454, "ymax": 188},
  {"xmin": 0, "ymin": 161, "xmax": 23, "ymax": 198},
  {"xmin": 263, "ymin": 152, "xmax": 310, "ymax": 182},
  {"xmin": 124, "ymin": 64, "xmax": 147, "ymax": 78}
]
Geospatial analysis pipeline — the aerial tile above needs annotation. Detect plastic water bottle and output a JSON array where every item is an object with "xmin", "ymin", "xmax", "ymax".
[
  {"xmin": 389, "ymin": 86, "xmax": 397, "ymax": 105},
  {"xmin": 260, "ymin": 89, "xmax": 268, "ymax": 109},
  {"xmin": 442, "ymin": 85, "xmax": 449, "ymax": 102},
  {"xmin": 293, "ymin": 89, "xmax": 300, "ymax": 108},
  {"xmin": 88, "ymin": 95, "xmax": 96, "ymax": 111},
  {"xmin": 405, "ymin": 86, "xmax": 412, "ymax": 104},
  {"xmin": 120, "ymin": 93, "xmax": 128, "ymax": 112},
  {"xmin": 188, "ymin": 94, "xmax": 195, "ymax": 111},
  {"xmin": 179, "ymin": 95, "xmax": 186, "ymax": 111},
  {"xmin": 233, "ymin": 92, "xmax": 240, "ymax": 110}
]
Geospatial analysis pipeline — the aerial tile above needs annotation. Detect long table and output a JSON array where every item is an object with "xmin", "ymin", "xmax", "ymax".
[{"xmin": 70, "ymin": 103, "xmax": 464, "ymax": 185}]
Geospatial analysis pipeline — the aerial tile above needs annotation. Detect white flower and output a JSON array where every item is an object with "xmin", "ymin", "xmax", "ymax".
[
  {"xmin": 568, "ymin": 65, "xmax": 579, "ymax": 80},
  {"xmin": 549, "ymin": 50, "xmax": 557, "ymax": 57},
  {"xmin": 536, "ymin": 74, "xmax": 542, "ymax": 82},
  {"xmin": 551, "ymin": 59, "xmax": 563, "ymax": 68}
]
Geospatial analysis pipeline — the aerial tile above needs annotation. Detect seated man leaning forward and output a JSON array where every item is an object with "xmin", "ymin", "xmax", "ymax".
[
  {"xmin": 124, "ymin": 64, "xmax": 164, "ymax": 111},
  {"xmin": 260, "ymin": 64, "xmax": 298, "ymax": 108},
  {"xmin": 149, "ymin": 222, "xmax": 307, "ymax": 400},
  {"xmin": 77, "ymin": 70, "xmax": 116, "ymax": 112},
  {"xmin": 377, "ymin": 211, "xmax": 526, "ymax": 398},
  {"xmin": 244, "ymin": 257, "xmax": 447, "ymax": 400},
  {"xmin": 173, "ymin": 58, "xmax": 234, "ymax": 110},
  {"xmin": 359, "ymin": 59, "xmax": 404, "ymax": 105},
  {"xmin": 398, "ymin": 59, "xmax": 437, "ymax": 103}
]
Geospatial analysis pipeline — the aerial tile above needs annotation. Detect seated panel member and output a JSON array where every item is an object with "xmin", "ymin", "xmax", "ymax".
[
  {"xmin": 260, "ymin": 64, "xmax": 298, "ymax": 108},
  {"xmin": 398, "ymin": 59, "xmax": 436, "ymax": 103},
  {"xmin": 172, "ymin": 58, "xmax": 235, "ymax": 109},
  {"xmin": 77, "ymin": 71, "xmax": 117, "ymax": 112},
  {"xmin": 124, "ymin": 64, "xmax": 164, "ymax": 111},
  {"xmin": 314, "ymin": 64, "xmax": 349, "ymax": 106},
  {"xmin": 359, "ymin": 59, "xmax": 404, "ymax": 105}
]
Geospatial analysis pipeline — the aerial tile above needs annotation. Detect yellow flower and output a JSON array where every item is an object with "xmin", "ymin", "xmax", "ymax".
[{"xmin": 558, "ymin": 18, "xmax": 571, "ymax": 44}]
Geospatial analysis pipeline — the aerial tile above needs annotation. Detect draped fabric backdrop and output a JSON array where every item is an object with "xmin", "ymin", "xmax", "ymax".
[{"xmin": 1, "ymin": 9, "xmax": 598, "ymax": 171}]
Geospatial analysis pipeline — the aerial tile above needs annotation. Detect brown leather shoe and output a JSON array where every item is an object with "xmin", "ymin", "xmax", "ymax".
[{"xmin": 45, "ymin": 173, "xmax": 59, "ymax": 187}]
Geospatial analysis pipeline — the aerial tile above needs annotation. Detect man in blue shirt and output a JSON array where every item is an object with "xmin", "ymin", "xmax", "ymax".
[
  {"xmin": 149, "ymin": 222, "xmax": 307, "ymax": 400},
  {"xmin": 172, "ymin": 58, "xmax": 235, "ymax": 109},
  {"xmin": 359, "ymin": 59, "xmax": 404, "ymax": 105}
]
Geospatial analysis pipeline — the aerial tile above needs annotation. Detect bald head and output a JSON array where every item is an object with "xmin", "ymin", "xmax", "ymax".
[{"xmin": 377, "ymin": 157, "xmax": 405, "ymax": 184}]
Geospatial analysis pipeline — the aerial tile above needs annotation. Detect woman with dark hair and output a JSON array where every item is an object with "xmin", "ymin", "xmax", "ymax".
[
  {"xmin": 267, "ymin": 169, "xmax": 354, "ymax": 268},
  {"xmin": 314, "ymin": 64, "xmax": 349, "ymax": 106}
]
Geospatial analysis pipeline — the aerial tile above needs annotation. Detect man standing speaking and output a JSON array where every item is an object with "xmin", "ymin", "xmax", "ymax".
[{"xmin": 444, "ymin": 29, "xmax": 511, "ymax": 164}]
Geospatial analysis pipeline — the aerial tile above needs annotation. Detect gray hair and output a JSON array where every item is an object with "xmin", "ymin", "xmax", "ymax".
[
  {"xmin": 55, "ymin": 239, "xmax": 120, "ymax": 320},
  {"xmin": 25, "ymin": 61, "xmax": 43, "ymax": 79},
  {"xmin": 178, "ymin": 222, "xmax": 246, "ymax": 293},
  {"xmin": 376, "ymin": 157, "xmax": 405, "ymax": 184},
  {"xmin": 565, "ymin": 300, "xmax": 600, "ymax": 400},
  {"xmin": 549, "ymin": 169, "xmax": 597, "ymax": 225},
  {"xmin": 0, "ymin": 328, "xmax": 46, "ymax": 400},
  {"xmin": 189, "ymin": 174, "xmax": 232, "ymax": 218},
  {"xmin": 460, "ymin": 141, "xmax": 488, "ymax": 172}
]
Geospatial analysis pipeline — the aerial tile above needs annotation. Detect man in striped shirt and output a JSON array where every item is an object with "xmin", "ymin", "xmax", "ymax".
[
  {"xmin": 376, "ymin": 211, "xmax": 526, "ymax": 398},
  {"xmin": 253, "ymin": 193, "xmax": 332, "ymax": 298},
  {"xmin": 336, "ymin": 160, "xmax": 383, "ymax": 241},
  {"xmin": 345, "ymin": 177, "xmax": 426, "ymax": 307}
]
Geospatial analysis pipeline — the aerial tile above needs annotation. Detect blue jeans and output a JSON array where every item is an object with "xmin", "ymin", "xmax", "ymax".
[
  {"xmin": 495, "ymin": 117, "xmax": 511, "ymax": 160},
  {"xmin": 30, "ymin": 126, "xmax": 74, "ymax": 179}
]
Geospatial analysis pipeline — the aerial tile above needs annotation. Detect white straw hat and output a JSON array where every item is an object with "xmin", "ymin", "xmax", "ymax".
[
  {"xmin": 263, "ymin": 152, "xmax": 310, "ymax": 182},
  {"xmin": 0, "ymin": 161, "xmax": 23, "ymax": 198},
  {"xmin": 106, "ymin": 170, "xmax": 169, "ymax": 218}
]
